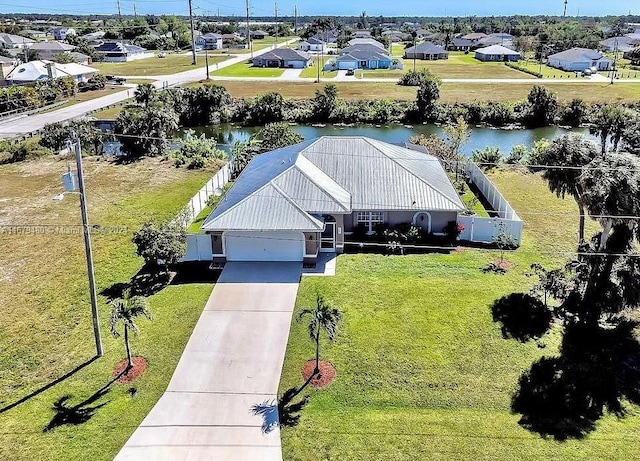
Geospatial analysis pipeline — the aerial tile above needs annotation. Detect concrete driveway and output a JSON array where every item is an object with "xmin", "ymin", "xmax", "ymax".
[{"xmin": 114, "ymin": 262, "xmax": 302, "ymax": 461}]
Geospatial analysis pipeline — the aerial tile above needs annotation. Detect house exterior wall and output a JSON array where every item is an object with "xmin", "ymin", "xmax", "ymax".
[
  {"xmin": 343, "ymin": 210, "xmax": 458, "ymax": 234},
  {"xmin": 405, "ymin": 51, "xmax": 448, "ymax": 60},
  {"xmin": 475, "ymin": 52, "xmax": 519, "ymax": 62},
  {"xmin": 548, "ymin": 57, "xmax": 611, "ymax": 71}
]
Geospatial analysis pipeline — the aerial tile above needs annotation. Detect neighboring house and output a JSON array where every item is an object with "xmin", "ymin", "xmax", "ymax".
[
  {"xmin": 448, "ymin": 38, "xmax": 475, "ymax": 52},
  {"xmin": 599, "ymin": 36, "xmax": 640, "ymax": 53},
  {"xmin": 461, "ymin": 32, "xmax": 487, "ymax": 41},
  {"xmin": 415, "ymin": 29, "xmax": 436, "ymax": 40},
  {"xmin": 334, "ymin": 44, "xmax": 400, "ymax": 70},
  {"xmin": 252, "ymin": 48, "xmax": 311, "ymax": 68},
  {"xmin": 478, "ymin": 33, "xmax": 514, "ymax": 48},
  {"xmin": 201, "ymin": 136, "xmax": 465, "ymax": 264},
  {"xmin": 250, "ymin": 30, "xmax": 269, "ymax": 40},
  {"xmin": 0, "ymin": 33, "xmax": 34, "ymax": 49},
  {"xmin": 52, "ymin": 27, "xmax": 75, "ymax": 41},
  {"xmin": 21, "ymin": 29, "xmax": 47, "ymax": 39},
  {"xmin": 6, "ymin": 60, "xmax": 96, "ymax": 83},
  {"xmin": 196, "ymin": 33, "xmax": 223, "ymax": 50},
  {"xmin": 81, "ymin": 31, "xmax": 105, "ymax": 42},
  {"xmin": 28, "ymin": 41, "xmax": 75, "ymax": 60},
  {"xmin": 311, "ymin": 30, "xmax": 338, "ymax": 44},
  {"xmin": 354, "ymin": 30, "xmax": 372, "ymax": 38},
  {"xmin": 474, "ymin": 44, "xmax": 521, "ymax": 62},
  {"xmin": 404, "ymin": 41, "xmax": 448, "ymax": 60},
  {"xmin": 94, "ymin": 41, "xmax": 153, "ymax": 62},
  {"xmin": 547, "ymin": 47, "xmax": 613, "ymax": 72},
  {"xmin": 298, "ymin": 37, "xmax": 327, "ymax": 53},
  {"xmin": 348, "ymin": 37, "xmax": 385, "ymax": 49},
  {"xmin": 0, "ymin": 56, "xmax": 16, "ymax": 81},
  {"xmin": 69, "ymin": 51, "xmax": 91, "ymax": 65},
  {"xmin": 624, "ymin": 46, "xmax": 640, "ymax": 65}
]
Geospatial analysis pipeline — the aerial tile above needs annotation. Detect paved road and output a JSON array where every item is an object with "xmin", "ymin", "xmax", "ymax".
[
  {"xmin": 0, "ymin": 40, "xmax": 297, "ymax": 139},
  {"xmin": 114, "ymin": 262, "xmax": 302, "ymax": 461}
]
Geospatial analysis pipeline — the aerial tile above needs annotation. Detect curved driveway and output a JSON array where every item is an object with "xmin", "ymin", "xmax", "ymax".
[{"xmin": 114, "ymin": 262, "xmax": 302, "ymax": 461}]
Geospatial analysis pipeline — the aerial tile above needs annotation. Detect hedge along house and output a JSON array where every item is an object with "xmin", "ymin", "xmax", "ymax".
[{"xmin": 200, "ymin": 137, "xmax": 465, "ymax": 264}]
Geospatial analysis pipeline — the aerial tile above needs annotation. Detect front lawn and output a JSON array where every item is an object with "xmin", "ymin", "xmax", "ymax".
[
  {"xmin": 212, "ymin": 60, "xmax": 285, "ymax": 78},
  {"xmin": 92, "ymin": 53, "xmax": 230, "ymax": 76},
  {"xmin": 299, "ymin": 56, "xmax": 338, "ymax": 79},
  {"xmin": 0, "ymin": 157, "xmax": 219, "ymax": 461},
  {"xmin": 278, "ymin": 169, "xmax": 640, "ymax": 460}
]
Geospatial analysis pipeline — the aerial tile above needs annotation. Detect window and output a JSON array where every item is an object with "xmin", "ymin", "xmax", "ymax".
[{"xmin": 356, "ymin": 211, "xmax": 384, "ymax": 233}]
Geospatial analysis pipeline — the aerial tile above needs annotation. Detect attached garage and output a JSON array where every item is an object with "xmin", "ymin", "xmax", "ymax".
[{"xmin": 224, "ymin": 231, "xmax": 304, "ymax": 262}]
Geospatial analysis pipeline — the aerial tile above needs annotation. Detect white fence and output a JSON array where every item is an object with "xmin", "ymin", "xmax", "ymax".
[
  {"xmin": 457, "ymin": 162, "xmax": 523, "ymax": 245},
  {"xmin": 176, "ymin": 163, "xmax": 232, "ymax": 228}
]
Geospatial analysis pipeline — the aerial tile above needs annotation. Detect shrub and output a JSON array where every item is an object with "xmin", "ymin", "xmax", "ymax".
[
  {"xmin": 506, "ymin": 62, "xmax": 543, "ymax": 78},
  {"xmin": 172, "ymin": 130, "xmax": 226, "ymax": 169},
  {"xmin": 0, "ymin": 139, "xmax": 51, "ymax": 164},
  {"xmin": 398, "ymin": 69, "xmax": 433, "ymax": 86},
  {"xmin": 560, "ymin": 98, "xmax": 587, "ymax": 127},
  {"xmin": 506, "ymin": 144, "xmax": 528, "ymax": 164},
  {"xmin": 252, "ymin": 122, "xmax": 303, "ymax": 151},
  {"xmin": 471, "ymin": 146, "xmax": 502, "ymax": 169},
  {"xmin": 132, "ymin": 221, "xmax": 187, "ymax": 269},
  {"xmin": 444, "ymin": 220, "xmax": 464, "ymax": 241}
]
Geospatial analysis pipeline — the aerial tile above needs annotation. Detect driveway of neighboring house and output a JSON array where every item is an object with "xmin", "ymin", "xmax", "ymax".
[
  {"xmin": 279, "ymin": 68, "xmax": 303, "ymax": 79},
  {"xmin": 114, "ymin": 262, "xmax": 302, "ymax": 461}
]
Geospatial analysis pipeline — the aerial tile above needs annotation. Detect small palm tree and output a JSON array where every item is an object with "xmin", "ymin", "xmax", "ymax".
[
  {"xmin": 109, "ymin": 289, "xmax": 151, "ymax": 369},
  {"xmin": 134, "ymin": 83, "xmax": 157, "ymax": 108},
  {"xmin": 298, "ymin": 294, "xmax": 342, "ymax": 377}
]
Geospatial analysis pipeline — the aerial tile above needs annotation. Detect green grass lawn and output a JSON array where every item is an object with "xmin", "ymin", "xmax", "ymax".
[
  {"xmin": 362, "ymin": 52, "xmax": 532, "ymax": 80},
  {"xmin": 278, "ymin": 169, "xmax": 640, "ymax": 460},
  {"xmin": 250, "ymin": 36, "xmax": 298, "ymax": 51},
  {"xmin": 92, "ymin": 53, "xmax": 231, "ymax": 76},
  {"xmin": 0, "ymin": 158, "xmax": 220, "ymax": 461},
  {"xmin": 212, "ymin": 60, "xmax": 285, "ymax": 78},
  {"xmin": 299, "ymin": 56, "xmax": 338, "ymax": 79},
  {"xmin": 513, "ymin": 60, "xmax": 582, "ymax": 79}
]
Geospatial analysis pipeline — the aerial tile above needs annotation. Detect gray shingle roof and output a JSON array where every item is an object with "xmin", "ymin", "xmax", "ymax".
[
  {"xmin": 548, "ymin": 47, "xmax": 608, "ymax": 61},
  {"xmin": 348, "ymin": 38, "xmax": 384, "ymax": 49},
  {"xmin": 405, "ymin": 41, "xmax": 447, "ymax": 54},
  {"xmin": 202, "ymin": 137, "xmax": 464, "ymax": 232},
  {"xmin": 255, "ymin": 48, "xmax": 310, "ymax": 61}
]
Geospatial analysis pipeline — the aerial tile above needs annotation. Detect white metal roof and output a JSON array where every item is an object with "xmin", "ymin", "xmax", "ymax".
[
  {"xmin": 202, "ymin": 136, "xmax": 464, "ymax": 232},
  {"xmin": 6, "ymin": 60, "xmax": 96, "ymax": 81}
]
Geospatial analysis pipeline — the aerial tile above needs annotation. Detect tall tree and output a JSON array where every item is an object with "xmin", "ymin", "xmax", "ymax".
[
  {"xmin": 415, "ymin": 74, "xmax": 441, "ymax": 122},
  {"xmin": 134, "ymin": 83, "xmax": 157, "ymax": 108},
  {"xmin": 588, "ymin": 106, "xmax": 633, "ymax": 154},
  {"xmin": 109, "ymin": 290, "xmax": 151, "ymax": 369},
  {"xmin": 535, "ymin": 134, "xmax": 599, "ymax": 242},
  {"xmin": 526, "ymin": 86, "xmax": 558, "ymax": 128}
]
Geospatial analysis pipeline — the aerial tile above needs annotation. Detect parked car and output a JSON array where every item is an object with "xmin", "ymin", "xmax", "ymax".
[
  {"xmin": 346, "ymin": 68, "xmax": 355, "ymax": 76},
  {"xmin": 158, "ymin": 51, "xmax": 167, "ymax": 58}
]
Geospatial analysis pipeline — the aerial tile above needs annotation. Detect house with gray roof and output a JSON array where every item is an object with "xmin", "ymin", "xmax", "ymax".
[
  {"xmin": 449, "ymin": 37, "xmax": 475, "ymax": 52},
  {"xmin": 599, "ymin": 36, "xmax": 640, "ymax": 53},
  {"xmin": 196, "ymin": 33, "xmax": 223, "ymax": 50},
  {"xmin": 252, "ymin": 48, "xmax": 311, "ymax": 68},
  {"xmin": 298, "ymin": 36, "xmax": 327, "ymax": 53},
  {"xmin": 348, "ymin": 38, "xmax": 384, "ymax": 49},
  {"xmin": 0, "ymin": 33, "xmax": 34, "ymax": 49},
  {"xmin": 94, "ymin": 41, "xmax": 153, "ymax": 62},
  {"xmin": 29, "ymin": 41, "xmax": 75, "ymax": 60},
  {"xmin": 475, "ymin": 44, "xmax": 520, "ymax": 62},
  {"xmin": 332, "ymin": 43, "xmax": 401, "ymax": 70},
  {"xmin": 478, "ymin": 33, "xmax": 514, "ymax": 48},
  {"xmin": 201, "ymin": 136, "xmax": 465, "ymax": 263},
  {"xmin": 404, "ymin": 42, "xmax": 448, "ymax": 60},
  {"xmin": 547, "ymin": 47, "xmax": 612, "ymax": 72}
]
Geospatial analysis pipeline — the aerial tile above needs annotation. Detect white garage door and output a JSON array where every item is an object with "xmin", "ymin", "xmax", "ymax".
[{"xmin": 224, "ymin": 231, "xmax": 304, "ymax": 262}]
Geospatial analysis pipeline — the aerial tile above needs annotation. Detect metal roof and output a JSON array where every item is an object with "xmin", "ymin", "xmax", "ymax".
[
  {"xmin": 548, "ymin": 47, "xmax": 608, "ymax": 62},
  {"xmin": 475, "ymin": 44, "xmax": 520, "ymax": 55},
  {"xmin": 348, "ymin": 38, "xmax": 385, "ymax": 49},
  {"xmin": 202, "ymin": 137, "xmax": 464, "ymax": 232}
]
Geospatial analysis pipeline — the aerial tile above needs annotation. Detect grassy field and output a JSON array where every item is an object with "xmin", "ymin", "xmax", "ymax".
[
  {"xmin": 211, "ymin": 60, "xmax": 285, "ymax": 78},
  {"xmin": 213, "ymin": 80, "xmax": 640, "ymax": 103},
  {"xmin": 299, "ymin": 56, "xmax": 338, "ymax": 79},
  {"xmin": 0, "ymin": 157, "xmax": 219, "ymax": 461},
  {"xmin": 92, "ymin": 53, "xmax": 230, "ymax": 76},
  {"xmin": 278, "ymin": 169, "xmax": 639, "ymax": 461},
  {"xmin": 362, "ymin": 53, "xmax": 532, "ymax": 79},
  {"xmin": 38, "ymin": 87, "xmax": 126, "ymax": 113}
]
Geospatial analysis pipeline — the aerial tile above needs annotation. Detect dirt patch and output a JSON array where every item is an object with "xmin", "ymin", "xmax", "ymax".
[
  {"xmin": 301, "ymin": 360, "xmax": 336, "ymax": 388},
  {"xmin": 114, "ymin": 356, "xmax": 148, "ymax": 384},
  {"xmin": 493, "ymin": 258, "xmax": 513, "ymax": 270}
]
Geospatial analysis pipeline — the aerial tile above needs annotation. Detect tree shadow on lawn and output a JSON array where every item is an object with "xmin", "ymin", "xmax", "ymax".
[
  {"xmin": 491, "ymin": 293, "xmax": 553, "ymax": 342},
  {"xmin": 43, "ymin": 366, "xmax": 131, "ymax": 432},
  {"xmin": 511, "ymin": 322, "xmax": 640, "ymax": 440},
  {"xmin": 251, "ymin": 387, "xmax": 310, "ymax": 434}
]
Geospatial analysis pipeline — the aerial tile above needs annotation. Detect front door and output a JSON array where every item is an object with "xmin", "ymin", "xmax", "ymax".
[{"xmin": 320, "ymin": 222, "xmax": 336, "ymax": 253}]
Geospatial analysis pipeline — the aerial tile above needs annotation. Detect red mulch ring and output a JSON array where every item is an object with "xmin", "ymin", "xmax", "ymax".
[
  {"xmin": 113, "ymin": 356, "xmax": 148, "ymax": 384},
  {"xmin": 493, "ymin": 258, "xmax": 513, "ymax": 270},
  {"xmin": 301, "ymin": 360, "xmax": 336, "ymax": 388}
]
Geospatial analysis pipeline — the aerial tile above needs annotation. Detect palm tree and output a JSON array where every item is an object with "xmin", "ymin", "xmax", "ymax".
[
  {"xmin": 134, "ymin": 83, "xmax": 157, "ymax": 108},
  {"xmin": 298, "ymin": 294, "xmax": 342, "ymax": 377},
  {"xmin": 109, "ymin": 289, "xmax": 152, "ymax": 369},
  {"xmin": 536, "ymin": 134, "xmax": 598, "ymax": 243},
  {"xmin": 589, "ymin": 105, "xmax": 631, "ymax": 154}
]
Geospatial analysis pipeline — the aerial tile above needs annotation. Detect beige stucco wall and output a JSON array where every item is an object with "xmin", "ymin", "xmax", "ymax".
[{"xmin": 344, "ymin": 211, "xmax": 458, "ymax": 234}]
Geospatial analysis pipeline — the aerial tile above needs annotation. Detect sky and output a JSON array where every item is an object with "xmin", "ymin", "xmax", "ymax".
[{"xmin": 0, "ymin": 0, "xmax": 637, "ymax": 18}]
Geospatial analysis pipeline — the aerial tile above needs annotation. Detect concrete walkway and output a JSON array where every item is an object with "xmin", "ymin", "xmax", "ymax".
[{"xmin": 114, "ymin": 262, "xmax": 302, "ymax": 461}]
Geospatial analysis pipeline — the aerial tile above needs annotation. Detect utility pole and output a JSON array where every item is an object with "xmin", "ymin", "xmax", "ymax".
[
  {"xmin": 274, "ymin": 2, "xmax": 278, "ymax": 49},
  {"xmin": 188, "ymin": 0, "xmax": 197, "ymax": 65},
  {"xmin": 563, "ymin": 0, "xmax": 568, "ymax": 18},
  {"xmin": 133, "ymin": 2, "xmax": 137, "ymax": 18},
  {"xmin": 71, "ymin": 132, "xmax": 103, "ymax": 358},
  {"xmin": 611, "ymin": 38, "xmax": 618, "ymax": 85},
  {"xmin": 294, "ymin": 4, "xmax": 298, "ymax": 33},
  {"xmin": 205, "ymin": 47, "xmax": 210, "ymax": 79},
  {"xmin": 117, "ymin": 0, "xmax": 124, "ymax": 47},
  {"xmin": 246, "ymin": 0, "xmax": 253, "ymax": 58}
]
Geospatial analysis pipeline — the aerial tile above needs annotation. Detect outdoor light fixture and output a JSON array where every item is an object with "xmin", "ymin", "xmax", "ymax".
[{"xmin": 213, "ymin": 187, "xmax": 223, "ymax": 197}]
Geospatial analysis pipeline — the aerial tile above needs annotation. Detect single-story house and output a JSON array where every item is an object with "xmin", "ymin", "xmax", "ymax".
[
  {"xmin": 449, "ymin": 38, "xmax": 475, "ymax": 52},
  {"xmin": 599, "ymin": 36, "xmax": 639, "ymax": 53},
  {"xmin": 252, "ymin": 48, "xmax": 311, "ymax": 68},
  {"xmin": 6, "ymin": 60, "xmax": 97, "ymax": 83},
  {"xmin": 28, "ymin": 41, "xmax": 75, "ymax": 60},
  {"xmin": 69, "ymin": 51, "xmax": 91, "ymax": 65},
  {"xmin": 474, "ymin": 45, "xmax": 521, "ymax": 62},
  {"xmin": 415, "ymin": 29, "xmax": 437, "ymax": 41},
  {"xmin": 52, "ymin": 27, "xmax": 75, "ymax": 41},
  {"xmin": 354, "ymin": 30, "xmax": 372, "ymax": 38},
  {"xmin": 81, "ymin": 31, "xmax": 106, "ymax": 42},
  {"xmin": 201, "ymin": 136, "xmax": 465, "ymax": 263},
  {"xmin": 348, "ymin": 37, "xmax": 385, "ymax": 49},
  {"xmin": 478, "ymin": 33, "xmax": 514, "ymax": 49},
  {"xmin": 0, "ymin": 55, "xmax": 16, "ymax": 80},
  {"xmin": 250, "ymin": 30, "xmax": 269, "ymax": 40},
  {"xmin": 21, "ymin": 29, "xmax": 48, "ymax": 39},
  {"xmin": 93, "ymin": 42, "xmax": 153, "ymax": 62},
  {"xmin": 334, "ymin": 44, "xmax": 400, "ymax": 70},
  {"xmin": 461, "ymin": 32, "xmax": 487, "ymax": 41},
  {"xmin": 547, "ymin": 47, "xmax": 613, "ymax": 72},
  {"xmin": 0, "ymin": 33, "xmax": 34, "ymax": 49},
  {"xmin": 404, "ymin": 41, "xmax": 448, "ymax": 60},
  {"xmin": 298, "ymin": 36, "xmax": 327, "ymax": 53},
  {"xmin": 311, "ymin": 31, "xmax": 338, "ymax": 44},
  {"xmin": 196, "ymin": 33, "xmax": 223, "ymax": 50},
  {"xmin": 624, "ymin": 46, "xmax": 640, "ymax": 65}
]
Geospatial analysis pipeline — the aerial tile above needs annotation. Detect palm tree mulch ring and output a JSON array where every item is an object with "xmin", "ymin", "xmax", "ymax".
[
  {"xmin": 114, "ymin": 356, "xmax": 148, "ymax": 384},
  {"xmin": 301, "ymin": 360, "xmax": 336, "ymax": 388}
]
